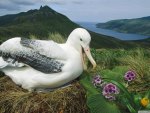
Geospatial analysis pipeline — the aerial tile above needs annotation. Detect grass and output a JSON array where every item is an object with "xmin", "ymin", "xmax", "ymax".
[
  {"xmin": 0, "ymin": 76, "xmax": 88, "ymax": 113},
  {"xmin": 48, "ymin": 32, "xmax": 66, "ymax": 43},
  {"xmin": 81, "ymin": 48, "xmax": 150, "ymax": 113},
  {"xmin": 29, "ymin": 32, "xmax": 66, "ymax": 43},
  {"xmin": 90, "ymin": 48, "xmax": 150, "ymax": 92},
  {"xmin": 120, "ymin": 48, "xmax": 150, "ymax": 78},
  {"xmin": 119, "ymin": 48, "xmax": 150, "ymax": 92}
]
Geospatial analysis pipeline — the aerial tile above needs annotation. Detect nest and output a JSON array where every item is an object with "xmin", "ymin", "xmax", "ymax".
[{"xmin": 0, "ymin": 75, "xmax": 88, "ymax": 113}]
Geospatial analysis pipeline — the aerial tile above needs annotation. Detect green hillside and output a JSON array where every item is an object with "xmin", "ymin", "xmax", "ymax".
[
  {"xmin": 132, "ymin": 37, "xmax": 150, "ymax": 47},
  {"xmin": 0, "ymin": 6, "xmax": 78, "ymax": 41},
  {"xmin": 0, "ymin": 6, "xmax": 148, "ymax": 49},
  {"xmin": 96, "ymin": 16, "xmax": 150, "ymax": 36}
]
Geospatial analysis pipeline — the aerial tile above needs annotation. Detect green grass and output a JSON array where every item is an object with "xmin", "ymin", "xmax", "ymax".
[
  {"xmin": 88, "ymin": 48, "xmax": 150, "ymax": 95},
  {"xmin": 48, "ymin": 32, "xmax": 65, "ymax": 43},
  {"xmin": 91, "ymin": 48, "xmax": 150, "ymax": 85},
  {"xmin": 120, "ymin": 48, "xmax": 150, "ymax": 78},
  {"xmin": 80, "ymin": 48, "xmax": 150, "ymax": 113},
  {"xmin": 29, "ymin": 32, "xmax": 66, "ymax": 43}
]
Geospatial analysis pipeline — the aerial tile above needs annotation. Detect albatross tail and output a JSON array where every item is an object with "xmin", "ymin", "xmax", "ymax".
[
  {"xmin": 0, "ymin": 57, "xmax": 25, "ymax": 69},
  {"xmin": 0, "ymin": 57, "xmax": 8, "ymax": 68}
]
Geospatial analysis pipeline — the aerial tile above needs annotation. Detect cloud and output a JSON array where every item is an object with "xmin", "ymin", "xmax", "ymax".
[
  {"xmin": 71, "ymin": 1, "xmax": 83, "ymax": 5},
  {"xmin": 0, "ymin": 0, "xmax": 84, "ymax": 11},
  {"xmin": 0, "ymin": 0, "xmax": 20, "ymax": 10},
  {"xmin": 53, "ymin": 0, "xmax": 150, "ymax": 22},
  {"xmin": 0, "ymin": 0, "xmax": 36, "ymax": 11},
  {"xmin": 0, "ymin": 0, "xmax": 150, "ymax": 22},
  {"xmin": 10, "ymin": 0, "xmax": 35, "ymax": 5},
  {"xmin": 41, "ymin": 0, "xmax": 84, "ymax": 5}
]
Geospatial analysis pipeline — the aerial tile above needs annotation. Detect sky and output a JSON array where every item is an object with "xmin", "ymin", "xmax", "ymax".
[{"xmin": 0, "ymin": 0, "xmax": 150, "ymax": 22}]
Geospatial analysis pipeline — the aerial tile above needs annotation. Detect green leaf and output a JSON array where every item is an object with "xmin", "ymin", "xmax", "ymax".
[
  {"xmin": 133, "ymin": 93, "xmax": 142, "ymax": 109},
  {"xmin": 100, "ymin": 66, "xmax": 128, "ymax": 82},
  {"xmin": 145, "ymin": 90, "xmax": 150, "ymax": 98},
  {"xmin": 146, "ymin": 104, "xmax": 150, "ymax": 110},
  {"xmin": 87, "ymin": 94, "xmax": 121, "ymax": 113},
  {"xmin": 80, "ymin": 72, "xmax": 99, "ymax": 96},
  {"xmin": 80, "ymin": 72, "xmax": 122, "ymax": 113},
  {"xmin": 122, "ymin": 97, "xmax": 137, "ymax": 113}
]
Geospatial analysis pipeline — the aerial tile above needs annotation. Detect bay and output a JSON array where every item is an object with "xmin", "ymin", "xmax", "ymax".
[{"xmin": 77, "ymin": 22, "xmax": 149, "ymax": 40}]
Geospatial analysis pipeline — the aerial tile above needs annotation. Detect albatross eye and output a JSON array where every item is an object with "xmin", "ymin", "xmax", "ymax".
[{"xmin": 80, "ymin": 38, "xmax": 83, "ymax": 41}]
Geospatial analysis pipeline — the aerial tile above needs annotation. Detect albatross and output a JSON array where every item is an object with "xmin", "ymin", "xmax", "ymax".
[{"xmin": 0, "ymin": 28, "xmax": 96, "ymax": 91}]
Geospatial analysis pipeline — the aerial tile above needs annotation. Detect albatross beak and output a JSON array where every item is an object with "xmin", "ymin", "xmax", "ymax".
[{"xmin": 83, "ymin": 46, "xmax": 97, "ymax": 69}]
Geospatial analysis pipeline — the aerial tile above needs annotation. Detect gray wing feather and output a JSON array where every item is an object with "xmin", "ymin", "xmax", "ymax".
[
  {"xmin": 20, "ymin": 38, "xmax": 66, "ymax": 59},
  {"xmin": 0, "ymin": 38, "xmax": 65, "ymax": 73}
]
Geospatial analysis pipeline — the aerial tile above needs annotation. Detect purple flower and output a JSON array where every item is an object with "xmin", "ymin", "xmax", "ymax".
[
  {"xmin": 124, "ymin": 70, "xmax": 136, "ymax": 82},
  {"xmin": 92, "ymin": 75, "xmax": 102, "ymax": 87},
  {"xmin": 104, "ymin": 95, "xmax": 116, "ymax": 101},
  {"xmin": 102, "ymin": 83, "xmax": 119, "ymax": 101}
]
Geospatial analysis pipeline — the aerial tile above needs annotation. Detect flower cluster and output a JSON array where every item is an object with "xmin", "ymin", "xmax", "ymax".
[
  {"xmin": 92, "ymin": 70, "xmax": 137, "ymax": 101},
  {"xmin": 92, "ymin": 75, "xmax": 102, "ymax": 87},
  {"xmin": 102, "ymin": 83, "xmax": 120, "ymax": 101},
  {"xmin": 92, "ymin": 75, "xmax": 119, "ymax": 101},
  {"xmin": 124, "ymin": 70, "xmax": 136, "ymax": 82},
  {"xmin": 91, "ymin": 70, "xmax": 150, "ymax": 112}
]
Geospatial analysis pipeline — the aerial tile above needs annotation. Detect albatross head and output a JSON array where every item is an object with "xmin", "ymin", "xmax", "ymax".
[{"xmin": 67, "ymin": 28, "xmax": 97, "ymax": 69}]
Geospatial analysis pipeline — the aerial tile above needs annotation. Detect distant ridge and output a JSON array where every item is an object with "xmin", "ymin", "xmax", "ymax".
[
  {"xmin": 96, "ymin": 16, "xmax": 150, "ymax": 36},
  {"xmin": 0, "ymin": 6, "xmax": 58, "ymax": 26}
]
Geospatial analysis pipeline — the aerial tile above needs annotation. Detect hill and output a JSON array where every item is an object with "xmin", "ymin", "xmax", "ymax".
[
  {"xmin": 96, "ymin": 16, "xmax": 150, "ymax": 36},
  {"xmin": 132, "ymin": 37, "xmax": 150, "ymax": 47},
  {"xmin": 0, "ymin": 6, "xmax": 78, "ymax": 41},
  {"xmin": 0, "ymin": 6, "xmax": 148, "ymax": 49}
]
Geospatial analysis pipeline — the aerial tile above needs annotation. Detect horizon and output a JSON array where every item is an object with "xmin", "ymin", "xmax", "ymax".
[{"xmin": 0, "ymin": 0, "xmax": 150, "ymax": 22}]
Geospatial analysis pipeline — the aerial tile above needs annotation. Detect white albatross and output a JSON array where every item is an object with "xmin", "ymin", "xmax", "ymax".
[{"xmin": 0, "ymin": 28, "xmax": 96, "ymax": 91}]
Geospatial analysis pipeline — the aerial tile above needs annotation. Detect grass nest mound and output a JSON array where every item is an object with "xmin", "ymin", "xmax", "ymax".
[{"xmin": 0, "ymin": 75, "xmax": 88, "ymax": 113}]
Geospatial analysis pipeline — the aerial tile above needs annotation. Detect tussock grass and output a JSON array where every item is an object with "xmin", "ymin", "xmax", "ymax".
[
  {"xmin": 120, "ymin": 48, "xmax": 150, "ymax": 78},
  {"xmin": 29, "ymin": 32, "xmax": 66, "ymax": 43},
  {"xmin": 0, "ymin": 76, "xmax": 88, "ymax": 113},
  {"xmin": 92, "ymin": 48, "xmax": 150, "ymax": 92},
  {"xmin": 29, "ymin": 34, "xmax": 37, "ymax": 39},
  {"xmin": 91, "ymin": 49, "xmax": 127, "ymax": 70},
  {"xmin": 119, "ymin": 48, "xmax": 150, "ymax": 92},
  {"xmin": 48, "ymin": 32, "xmax": 65, "ymax": 43}
]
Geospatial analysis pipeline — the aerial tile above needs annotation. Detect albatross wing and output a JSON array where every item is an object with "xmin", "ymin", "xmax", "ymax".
[
  {"xmin": 0, "ymin": 38, "xmax": 66, "ymax": 74},
  {"xmin": 20, "ymin": 38, "xmax": 67, "ymax": 59}
]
